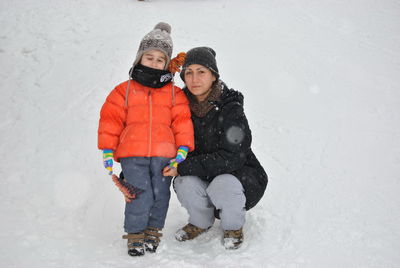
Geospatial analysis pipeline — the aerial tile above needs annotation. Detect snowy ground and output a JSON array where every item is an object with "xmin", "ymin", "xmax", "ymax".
[{"xmin": 1, "ymin": 0, "xmax": 400, "ymax": 267}]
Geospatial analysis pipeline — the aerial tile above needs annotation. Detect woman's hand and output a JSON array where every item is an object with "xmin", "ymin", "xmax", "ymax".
[{"xmin": 163, "ymin": 166, "xmax": 178, "ymax": 177}]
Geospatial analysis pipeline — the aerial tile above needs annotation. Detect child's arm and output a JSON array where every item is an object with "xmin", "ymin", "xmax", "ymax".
[
  {"xmin": 98, "ymin": 83, "xmax": 128, "ymax": 175},
  {"xmin": 170, "ymin": 88, "xmax": 195, "ymax": 152},
  {"xmin": 98, "ymin": 83, "xmax": 127, "ymax": 151}
]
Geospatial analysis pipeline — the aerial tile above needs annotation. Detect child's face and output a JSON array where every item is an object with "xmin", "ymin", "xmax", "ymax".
[{"xmin": 140, "ymin": 50, "xmax": 167, "ymax": 70}]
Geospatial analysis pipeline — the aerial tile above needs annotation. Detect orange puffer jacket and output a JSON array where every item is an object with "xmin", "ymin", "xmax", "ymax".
[{"xmin": 98, "ymin": 80, "xmax": 194, "ymax": 161}]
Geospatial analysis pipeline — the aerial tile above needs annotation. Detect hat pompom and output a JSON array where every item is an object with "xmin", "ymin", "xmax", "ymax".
[{"xmin": 154, "ymin": 22, "xmax": 171, "ymax": 34}]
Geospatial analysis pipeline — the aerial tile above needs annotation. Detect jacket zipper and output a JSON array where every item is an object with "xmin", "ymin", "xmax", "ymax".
[{"xmin": 148, "ymin": 88, "xmax": 153, "ymax": 157}]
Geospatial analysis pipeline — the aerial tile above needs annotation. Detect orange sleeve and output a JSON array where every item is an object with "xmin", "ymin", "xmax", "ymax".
[
  {"xmin": 97, "ymin": 83, "xmax": 127, "ymax": 150},
  {"xmin": 171, "ymin": 87, "xmax": 195, "ymax": 152}
]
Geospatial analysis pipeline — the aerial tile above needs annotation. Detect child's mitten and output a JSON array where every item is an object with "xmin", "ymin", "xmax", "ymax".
[
  {"xmin": 103, "ymin": 149, "xmax": 113, "ymax": 175},
  {"xmin": 169, "ymin": 146, "xmax": 189, "ymax": 169}
]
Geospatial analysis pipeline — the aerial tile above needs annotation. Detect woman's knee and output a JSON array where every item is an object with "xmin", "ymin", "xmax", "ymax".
[
  {"xmin": 174, "ymin": 176, "xmax": 208, "ymax": 196},
  {"xmin": 207, "ymin": 174, "xmax": 243, "ymax": 195},
  {"xmin": 206, "ymin": 174, "xmax": 245, "ymax": 207}
]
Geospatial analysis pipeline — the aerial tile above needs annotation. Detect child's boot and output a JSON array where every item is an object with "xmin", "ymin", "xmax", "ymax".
[
  {"xmin": 122, "ymin": 232, "xmax": 145, "ymax": 256},
  {"xmin": 223, "ymin": 228, "xmax": 243, "ymax": 250},
  {"xmin": 144, "ymin": 227, "xmax": 162, "ymax": 253}
]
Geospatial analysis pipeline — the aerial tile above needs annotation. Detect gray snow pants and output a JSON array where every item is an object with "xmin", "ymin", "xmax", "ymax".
[
  {"xmin": 120, "ymin": 157, "xmax": 171, "ymax": 233},
  {"xmin": 174, "ymin": 174, "xmax": 246, "ymax": 231}
]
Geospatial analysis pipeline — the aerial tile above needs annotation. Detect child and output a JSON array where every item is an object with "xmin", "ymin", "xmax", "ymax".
[{"xmin": 98, "ymin": 22, "xmax": 194, "ymax": 256}]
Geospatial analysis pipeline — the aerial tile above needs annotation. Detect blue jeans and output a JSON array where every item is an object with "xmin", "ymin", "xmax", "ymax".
[{"xmin": 120, "ymin": 157, "xmax": 171, "ymax": 233}]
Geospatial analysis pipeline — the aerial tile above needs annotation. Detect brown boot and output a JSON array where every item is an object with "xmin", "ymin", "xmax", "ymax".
[
  {"xmin": 223, "ymin": 228, "xmax": 243, "ymax": 250},
  {"xmin": 175, "ymin": 223, "xmax": 209, "ymax": 241},
  {"xmin": 122, "ymin": 232, "xmax": 145, "ymax": 256},
  {"xmin": 144, "ymin": 227, "xmax": 162, "ymax": 253}
]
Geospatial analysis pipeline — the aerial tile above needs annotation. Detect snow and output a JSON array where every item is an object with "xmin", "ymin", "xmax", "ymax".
[{"xmin": 1, "ymin": 0, "xmax": 400, "ymax": 267}]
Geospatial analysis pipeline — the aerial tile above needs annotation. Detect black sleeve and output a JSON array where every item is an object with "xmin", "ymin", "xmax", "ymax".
[{"xmin": 178, "ymin": 103, "xmax": 252, "ymax": 180}]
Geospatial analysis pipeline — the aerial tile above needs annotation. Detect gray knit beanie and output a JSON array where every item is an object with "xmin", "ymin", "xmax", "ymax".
[
  {"xmin": 133, "ymin": 22, "xmax": 173, "ymax": 69},
  {"xmin": 180, "ymin": 46, "xmax": 220, "ymax": 81}
]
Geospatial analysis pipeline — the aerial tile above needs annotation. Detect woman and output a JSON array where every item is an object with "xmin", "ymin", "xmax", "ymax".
[{"xmin": 163, "ymin": 47, "xmax": 268, "ymax": 250}]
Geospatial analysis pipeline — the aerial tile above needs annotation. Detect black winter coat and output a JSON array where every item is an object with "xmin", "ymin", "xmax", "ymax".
[{"xmin": 177, "ymin": 82, "xmax": 268, "ymax": 210}]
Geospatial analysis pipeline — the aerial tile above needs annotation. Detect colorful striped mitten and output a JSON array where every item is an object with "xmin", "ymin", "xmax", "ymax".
[
  {"xmin": 103, "ymin": 149, "xmax": 113, "ymax": 175},
  {"xmin": 169, "ymin": 146, "xmax": 189, "ymax": 169}
]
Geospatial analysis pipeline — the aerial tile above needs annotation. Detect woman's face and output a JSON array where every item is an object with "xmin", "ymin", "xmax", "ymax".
[
  {"xmin": 184, "ymin": 64, "xmax": 216, "ymax": 101},
  {"xmin": 140, "ymin": 50, "xmax": 167, "ymax": 70}
]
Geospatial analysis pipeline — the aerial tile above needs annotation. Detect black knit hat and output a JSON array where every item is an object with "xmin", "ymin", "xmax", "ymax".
[{"xmin": 180, "ymin": 47, "xmax": 219, "ymax": 81}]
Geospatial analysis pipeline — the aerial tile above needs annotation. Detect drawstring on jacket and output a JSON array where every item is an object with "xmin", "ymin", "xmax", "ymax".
[
  {"xmin": 171, "ymin": 77, "xmax": 176, "ymax": 106},
  {"xmin": 125, "ymin": 65, "xmax": 135, "ymax": 108}
]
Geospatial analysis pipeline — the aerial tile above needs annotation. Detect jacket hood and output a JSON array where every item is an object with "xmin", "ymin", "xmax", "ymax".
[{"xmin": 218, "ymin": 80, "xmax": 244, "ymax": 107}]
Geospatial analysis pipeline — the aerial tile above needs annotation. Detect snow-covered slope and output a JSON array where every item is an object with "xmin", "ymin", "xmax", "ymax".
[{"xmin": 1, "ymin": 0, "xmax": 399, "ymax": 267}]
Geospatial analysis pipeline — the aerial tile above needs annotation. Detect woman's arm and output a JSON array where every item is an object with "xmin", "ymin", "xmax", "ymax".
[{"xmin": 178, "ymin": 103, "xmax": 252, "ymax": 179}]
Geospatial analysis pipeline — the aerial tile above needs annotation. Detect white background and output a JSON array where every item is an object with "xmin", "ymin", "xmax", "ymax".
[{"xmin": 1, "ymin": 0, "xmax": 399, "ymax": 267}]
